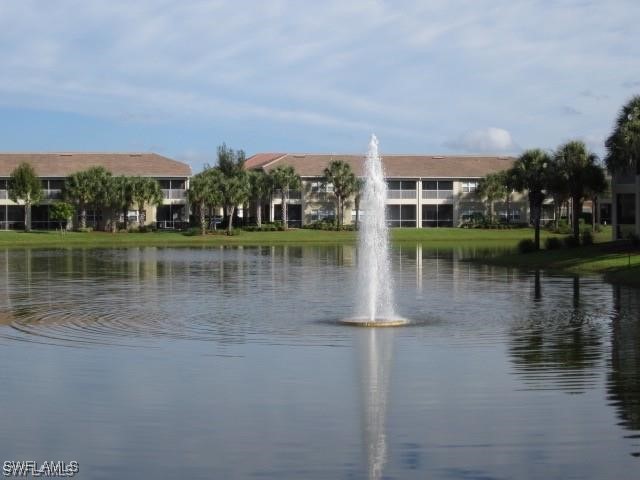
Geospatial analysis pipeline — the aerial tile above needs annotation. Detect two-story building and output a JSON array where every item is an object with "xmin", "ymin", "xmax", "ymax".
[
  {"xmin": 245, "ymin": 153, "xmax": 533, "ymax": 227},
  {"xmin": 0, "ymin": 153, "xmax": 191, "ymax": 230},
  {"xmin": 611, "ymin": 169, "xmax": 639, "ymax": 239}
]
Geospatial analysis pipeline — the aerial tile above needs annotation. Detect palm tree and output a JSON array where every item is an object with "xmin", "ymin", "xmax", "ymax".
[
  {"xmin": 501, "ymin": 169, "xmax": 518, "ymax": 224},
  {"xmin": 8, "ymin": 162, "xmax": 42, "ymax": 232},
  {"xmin": 269, "ymin": 165, "xmax": 301, "ymax": 230},
  {"xmin": 511, "ymin": 149, "xmax": 551, "ymax": 250},
  {"xmin": 188, "ymin": 169, "xmax": 223, "ymax": 235},
  {"xmin": 477, "ymin": 172, "xmax": 507, "ymax": 224},
  {"xmin": 216, "ymin": 143, "xmax": 248, "ymax": 231},
  {"xmin": 103, "ymin": 176, "xmax": 128, "ymax": 232},
  {"xmin": 352, "ymin": 177, "xmax": 365, "ymax": 229},
  {"xmin": 546, "ymin": 159, "xmax": 571, "ymax": 231},
  {"xmin": 555, "ymin": 141, "xmax": 607, "ymax": 240},
  {"xmin": 248, "ymin": 170, "xmax": 272, "ymax": 228},
  {"xmin": 133, "ymin": 177, "xmax": 164, "ymax": 227},
  {"xmin": 219, "ymin": 171, "xmax": 249, "ymax": 234},
  {"xmin": 64, "ymin": 166, "xmax": 111, "ymax": 230},
  {"xmin": 605, "ymin": 96, "xmax": 640, "ymax": 235},
  {"xmin": 323, "ymin": 160, "xmax": 356, "ymax": 230},
  {"xmin": 90, "ymin": 167, "xmax": 113, "ymax": 230},
  {"xmin": 605, "ymin": 95, "xmax": 640, "ymax": 176}
]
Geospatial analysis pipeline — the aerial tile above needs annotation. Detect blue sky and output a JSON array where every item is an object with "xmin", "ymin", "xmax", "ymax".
[{"xmin": 0, "ymin": 0, "xmax": 639, "ymax": 172}]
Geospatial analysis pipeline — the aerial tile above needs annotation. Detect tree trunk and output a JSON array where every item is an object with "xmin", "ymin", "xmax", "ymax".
[
  {"xmin": 505, "ymin": 193, "xmax": 511, "ymax": 224},
  {"xmin": 24, "ymin": 202, "xmax": 31, "ymax": 232},
  {"xmin": 227, "ymin": 206, "xmax": 235, "ymax": 235},
  {"xmin": 123, "ymin": 207, "xmax": 129, "ymax": 231},
  {"xmin": 336, "ymin": 195, "xmax": 342, "ymax": 230},
  {"xmin": 200, "ymin": 201, "xmax": 206, "ymax": 236},
  {"xmin": 282, "ymin": 191, "xmax": 288, "ymax": 230},
  {"xmin": 80, "ymin": 204, "xmax": 87, "ymax": 230},
  {"xmin": 592, "ymin": 196, "xmax": 597, "ymax": 232},
  {"xmin": 572, "ymin": 196, "xmax": 582, "ymax": 240},
  {"xmin": 355, "ymin": 197, "xmax": 360, "ymax": 230},
  {"xmin": 111, "ymin": 214, "xmax": 118, "ymax": 233},
  {"xmin": 533, "ymin": 202, "xmax": 542, "ymax": 250},
  {"xmin": 489, "ymin": 200, "xmax": 494, "ymax": 224},
  {"xmin": 256, "ymin": 202, "xmax": 262, "ymax": 229},
  {"xmin": 138, "ymin": 203, "xmax": 144, "ymax": 228}
]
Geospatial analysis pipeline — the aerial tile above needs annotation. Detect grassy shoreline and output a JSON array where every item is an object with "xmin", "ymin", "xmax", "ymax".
[
  {"xmin": 469, "ymin": 240, "xmax": 640, "ymax": 288},
  {"xmin": 0, "ymin": 227, "xmax": 563, "ymax": 248},
  {"xmin": 4, "ymin": 226, "xmax": 637, "ymax": 288}
]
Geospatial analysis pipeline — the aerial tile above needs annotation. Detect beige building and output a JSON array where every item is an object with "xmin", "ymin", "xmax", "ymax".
[
  {"xmin": 0, "ymin": 153, "xmax": 191, "ymax": 230},
  {"xmin": 246, "ymin": 153, "xmax": 534, "ymax": 227},
  {"xmin": 611, "ymin": 169, "xmax": 639, "ymax": 239}
]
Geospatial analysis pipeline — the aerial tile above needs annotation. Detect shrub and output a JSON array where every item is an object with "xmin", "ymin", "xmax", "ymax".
[
  {"xmin": 626, "ymin": 232, "xmax": 640, "ymax": 248},
  {"xmin": 563, "ymin": 236, "xmax": 580, "ymax": 248},
  {"xmin": 555, "ymin": 219, "xmax": 571, "ymax": 234},
  {"xmin": 138, "ymin": 225, "xmax": 157, "ymax": 233},
  {"xmin": 517, "ymin": 239, "xmax": 537, "ymax": 254},
  {"xmin": 544, "ymin": 237, "xmax": 562, "ymax": 250},
  {"xmin": 581, "ymin": 230, "xmax": 593, "ymax": 246},
  {"xmin": 77, "ymin": 227, "xmax": 93, "ymax": 233}
]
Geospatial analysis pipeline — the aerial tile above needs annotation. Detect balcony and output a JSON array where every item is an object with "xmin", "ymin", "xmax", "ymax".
[
  {"xmin": 387, "ymin": 190, "xmax": 416, "ymax": 200},
  {"xmin": 421, "ymin": 190, "xmax": 454, "ymax": 201},
  {"xmin": 43, "ymin": 189, "xmax": 63, "ymax": 200},
  {"xmin": 274, "ymin": 189, "xmax": 302, "ymax": 200},
  {"xmin": 162, "ymin": 189, "xmax": 186, "ymax": 200}
]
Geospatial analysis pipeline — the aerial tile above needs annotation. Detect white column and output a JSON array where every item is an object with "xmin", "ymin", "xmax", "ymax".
[
  {"xmin": 416, "ymin": 180, "xmax": 422, "ymax": 228},
  {"xmin": 611, "ymin": 187, "xmax": 618, "ymax": 240},
  {"xmin": 636, "ymin": 175, "xmax": 640, "ymax": 236}
]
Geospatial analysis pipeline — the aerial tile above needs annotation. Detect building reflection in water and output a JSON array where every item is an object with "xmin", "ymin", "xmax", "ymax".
[
  {"xmin": 608, "ymin": 284, "xmax": 640, "ymax": 457},
  {"xmin": 355, "ymin": 327, "xmax": 395, "ymax": 480},
  {"xmin": 508, "ymin": 273, "xmax": 606, "ymax": 394}
]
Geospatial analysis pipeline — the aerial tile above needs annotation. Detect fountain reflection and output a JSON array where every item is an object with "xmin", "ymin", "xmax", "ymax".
[{"xmin": 355, "ymin": 327, "xmax": 395, "ymax": 480}]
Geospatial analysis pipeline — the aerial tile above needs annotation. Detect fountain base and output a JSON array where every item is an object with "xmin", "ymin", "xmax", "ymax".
[{"xmin": 340, "ymin": 317, "xmax": 409, "ymax": 327}]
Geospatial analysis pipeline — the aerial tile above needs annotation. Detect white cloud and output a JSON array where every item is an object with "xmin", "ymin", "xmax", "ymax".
[
  {"xmin": 0, "ymin": 0, "xmax": 639, "ymax": 154},
  {"xmin": 445, "ymin": 128, "xmax": 517, "ymax": 154}
]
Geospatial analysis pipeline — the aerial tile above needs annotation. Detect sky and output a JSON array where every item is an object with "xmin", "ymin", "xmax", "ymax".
[{"xmin": 0, "ymin": 0, "xmax": 639, "ymax": 173}]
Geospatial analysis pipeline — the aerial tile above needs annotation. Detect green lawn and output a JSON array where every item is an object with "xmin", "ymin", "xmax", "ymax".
[
  {"xmin": 2, "ymin": 225, "xmax": 636, "ymax": 287},
  {"xmin": 0, "ymin": 226, "xmax": 563, "ymax": 248},
  {"xmin": 471, "ymin": 235, "xmax": 640, "ymax": 288}
]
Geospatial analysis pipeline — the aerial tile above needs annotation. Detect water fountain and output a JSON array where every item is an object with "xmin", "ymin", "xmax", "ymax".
[{"xmin": 342, "ymin": 135, "xmax": 408, "ymax": 327}]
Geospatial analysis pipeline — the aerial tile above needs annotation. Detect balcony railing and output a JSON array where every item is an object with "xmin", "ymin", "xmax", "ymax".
[
  {"xmin": 162, "ymin": 189, "xmax": 186, "ymax": 199},
  {"xmin": 0, "ymin": 190, "xmax": 7, "ymax": 200},
  {"xmin": 308, "ymin": 191, "xmax": 332, "ymax": 201},
  {"xmin": 274, "ymin": 189, "xmax": 302, "ymax": 200},
  {"xmin": 44, "ymin": 189, "xmax": 63, "ymax": 200},
  {"xmin": 421, "ymin": 190, "xmax": 454, "ymax": 201},
  {"xmin": 387, "ymin": 190, "xmax": 416, "ymax": 200}
]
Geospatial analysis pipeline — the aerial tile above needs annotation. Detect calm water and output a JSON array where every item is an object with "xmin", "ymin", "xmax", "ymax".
[{"xmin": 0, "ymin": 245, "xmax": 639, "ymax": 479}]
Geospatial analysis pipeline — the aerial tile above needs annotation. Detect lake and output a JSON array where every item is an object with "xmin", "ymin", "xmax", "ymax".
[{"xmin": 0, "ymin": 245, "xmax": 638, "ymax": 479}]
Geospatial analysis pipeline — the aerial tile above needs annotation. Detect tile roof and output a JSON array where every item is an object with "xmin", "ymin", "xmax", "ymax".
[
  {"xmin": 248, "ymin": 153, "xmax": 515, "ymax": 178},
  {"xmin": 0, "ymin": 153, "xmax": 191, "ymax": 177},
  {"xmin": 244, "ymin": 152, "xmax": 286, "ymax": 170}
]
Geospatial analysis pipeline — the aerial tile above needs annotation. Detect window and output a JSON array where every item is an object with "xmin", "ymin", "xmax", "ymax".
[
  {"xmin": 497, "ymin": 208, "xmax": 521, "ymax": 222},
  {"xmin": 459, "ymin": 205, "xmax": 484, "ymax": 222},
  {"xmin": 617, "ymin": 193, "xmax": 636, "ymax": 224},
  {"xmin": 311, "ymin": 208, "xmax": 335, "ymax": 222},
  {"xmin": 461, "ymin": 180, "xmax": 479, "ymax": 193},
  {"xmin": 387, "ymin": 205, "xmax": 416, "ymax": 227},
  {"xmin": 387, "ymin": 180, "xmax": 416, "ymax": 199},
  {"xmin": 422, "ymin": 204, "xmax": 453, "ymax": 227},
  {"xmin": 48, "ymin": 179, "xmax": 65, "ymax": 190},
  {"xmin": 422, "ymin": 180, "xmax": 454, "ymax": 200}
]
